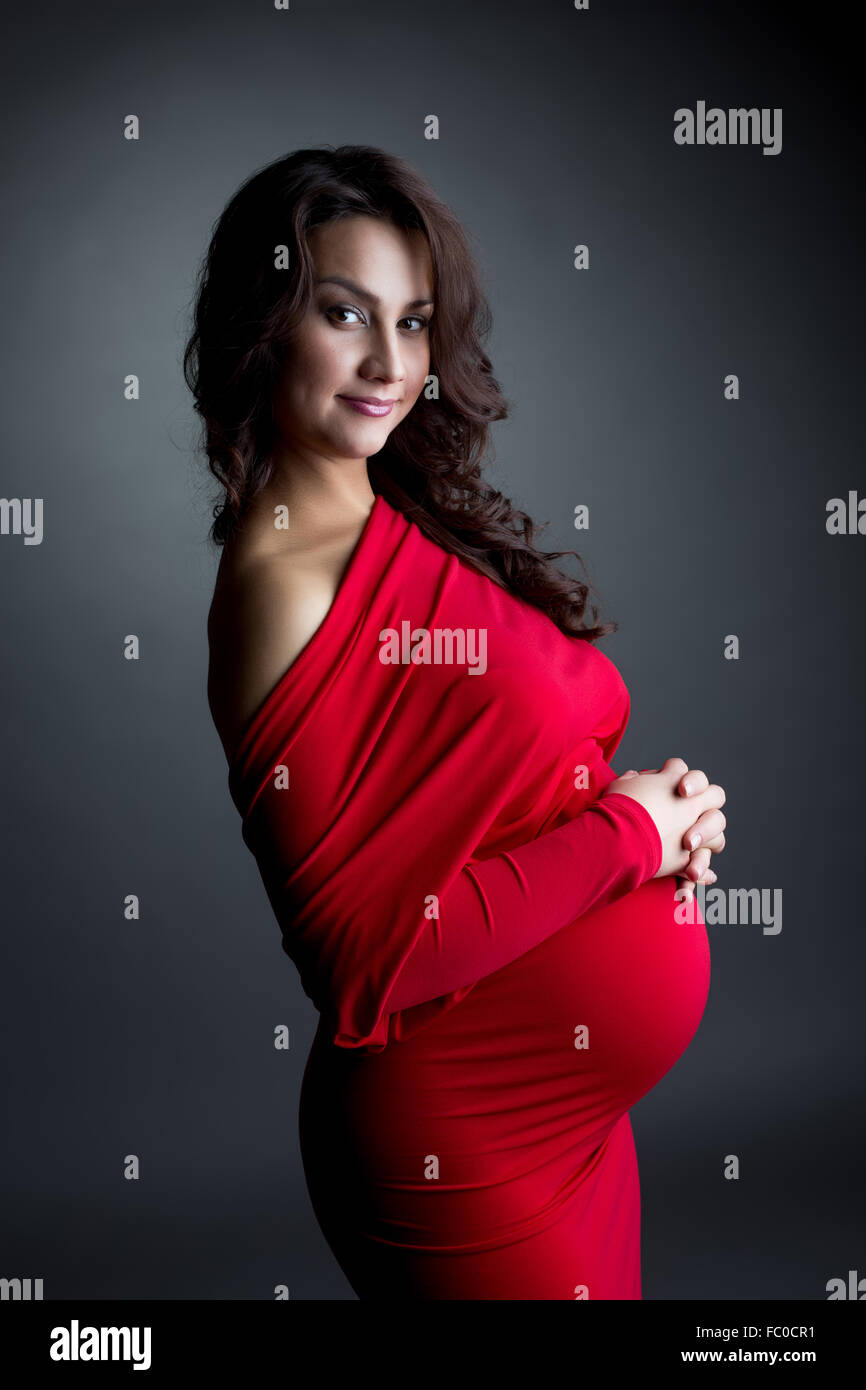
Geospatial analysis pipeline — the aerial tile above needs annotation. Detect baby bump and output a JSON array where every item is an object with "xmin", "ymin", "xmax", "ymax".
[
  {"xmin": 478, "ymin": 874, "xmax": 711, "ymax": 1109},
  {"xmin": 301, "ymin": 877, "xmax": 709, "ymax": 1163},
  {"xmin": 298, "ymin": 877, "xmax": 709, "ymax": 1252}
]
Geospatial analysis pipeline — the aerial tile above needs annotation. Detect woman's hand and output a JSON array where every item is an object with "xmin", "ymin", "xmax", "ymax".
[
  {"xmin": 603, "ymin": 758, "xmax": 726, "ymax": 897},
  {"xmin": 618, "ymin": 765, "xmax": 724, "ymax": 901}
]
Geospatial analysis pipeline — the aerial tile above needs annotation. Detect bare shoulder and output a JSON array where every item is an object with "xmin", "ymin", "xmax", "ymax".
[{"xmin": 207, "ymin": 519, "xmax": 366, "ymax": 765}]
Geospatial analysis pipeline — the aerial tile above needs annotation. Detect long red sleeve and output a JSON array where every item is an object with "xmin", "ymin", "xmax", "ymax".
[{"xmin": 384, "ymin": 792, "xmax": 662, "ymax": 1013}]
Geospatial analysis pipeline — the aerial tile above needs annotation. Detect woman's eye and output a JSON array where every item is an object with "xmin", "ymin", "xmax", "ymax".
[{"xmin": 326, "ymin": 305, "xmax": 364, "ymax": 325}]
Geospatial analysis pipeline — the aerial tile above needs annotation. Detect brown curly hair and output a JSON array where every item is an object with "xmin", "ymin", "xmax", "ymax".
[{"xmin": 182, "ymin": 144, "xmax": 616, "ymax": 641}]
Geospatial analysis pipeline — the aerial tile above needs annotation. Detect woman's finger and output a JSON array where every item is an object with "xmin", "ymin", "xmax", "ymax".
[
  {"xmin": 684, "ymin": 846, "xmax": 713, "ymax": 880},
  {"xmin": 683, "ymin": 807, "xmax": 727, "ymax": 853},
  {"xmin": 676, "ymin": 862, "xmax": 718, "ymax": 901},
  {"xmin": 677, "ymin": 768, "xmax": 709, "ymax": 796}
]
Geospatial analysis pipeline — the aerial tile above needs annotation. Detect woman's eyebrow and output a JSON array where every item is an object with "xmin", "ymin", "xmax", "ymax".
[{"xmin": 315, "ymin": 275, "xmax": 434, "ymax": 310}]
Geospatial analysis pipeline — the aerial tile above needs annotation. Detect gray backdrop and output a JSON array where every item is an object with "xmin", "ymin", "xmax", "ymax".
[{"xmin": 1, "ymin": 0, "xmax": 862, "ymax": 1299}]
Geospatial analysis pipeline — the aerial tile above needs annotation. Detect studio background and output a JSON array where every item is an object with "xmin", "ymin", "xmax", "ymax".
[{"xmin": 1, "ymin": 0, "xmax": 862, "ymax": 1299}]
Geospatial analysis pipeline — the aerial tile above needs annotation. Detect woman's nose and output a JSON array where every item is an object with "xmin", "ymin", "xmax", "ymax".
[{"xmin": 365, "ymin": 331, "xmax": 407, "ymax": 384}]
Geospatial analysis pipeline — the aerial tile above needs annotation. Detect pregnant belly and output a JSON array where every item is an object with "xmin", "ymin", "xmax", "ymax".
[
  {"xmin": 472, "ymin": 873, "xmax": 711, "ymax": 1111},
  {"xmin": 298, "ymin": 876, "xmax": 709, "ymax": 1254},
  {"xmin": 304, "ymin": 876, "xmax": 709, "ymax": 1157}
]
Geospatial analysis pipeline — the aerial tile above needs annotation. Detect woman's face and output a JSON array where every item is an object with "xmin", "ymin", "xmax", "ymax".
[{"xmin": 272, "ymin": 215, "xmax": 434, "ymax": 465}]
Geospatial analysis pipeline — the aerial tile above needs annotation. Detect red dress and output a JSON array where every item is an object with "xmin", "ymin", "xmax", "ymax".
[{"xmin": 227, "ymin": 492, "xmax": 710, "ymax": 1299}]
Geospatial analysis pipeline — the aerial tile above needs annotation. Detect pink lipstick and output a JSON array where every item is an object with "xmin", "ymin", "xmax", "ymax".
[{"xmin": 337, "ymin": 396, "xmax": 396, "ymax": 417}]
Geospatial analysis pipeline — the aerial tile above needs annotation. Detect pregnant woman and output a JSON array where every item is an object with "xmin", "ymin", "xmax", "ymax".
[{"xmin": 187, "ymin": 145, "xmax": 727, "ymax": 1300}]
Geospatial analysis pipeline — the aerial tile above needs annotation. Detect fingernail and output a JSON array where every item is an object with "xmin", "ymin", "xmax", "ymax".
[
  {"xmin": 682, "ymin": 779, "xmax": 692, "ymax": 794},
  {"xmin": 688, "ymin": 832, "xmax": 701, "ymax": 849}
]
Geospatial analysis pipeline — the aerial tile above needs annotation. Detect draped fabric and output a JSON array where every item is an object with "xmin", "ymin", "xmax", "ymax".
[{"xmin": 227, "ymin": 491, "xmax": 662, "ymax": 1052}]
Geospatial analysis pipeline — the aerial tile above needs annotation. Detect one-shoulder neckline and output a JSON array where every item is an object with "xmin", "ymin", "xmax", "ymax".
[{"xmin": 227, "ymin": 491, "xmax": 390, "ymax": 777}]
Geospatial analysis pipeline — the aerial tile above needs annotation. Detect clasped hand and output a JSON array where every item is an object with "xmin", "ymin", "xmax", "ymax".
[{"xmin": 603, "ymin": 757, "xmax": 726, "ymax": 903}]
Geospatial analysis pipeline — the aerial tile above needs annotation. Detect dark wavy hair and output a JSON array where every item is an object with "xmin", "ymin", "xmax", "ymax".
[{"xmin": 182, "ymin": 144, "xmax": 616, "ymax": 641}]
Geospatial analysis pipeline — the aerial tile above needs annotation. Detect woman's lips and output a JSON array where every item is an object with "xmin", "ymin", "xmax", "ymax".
[{"xmin": 337, "ymin": 396, "xmax": 395, "ymax": 417}]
